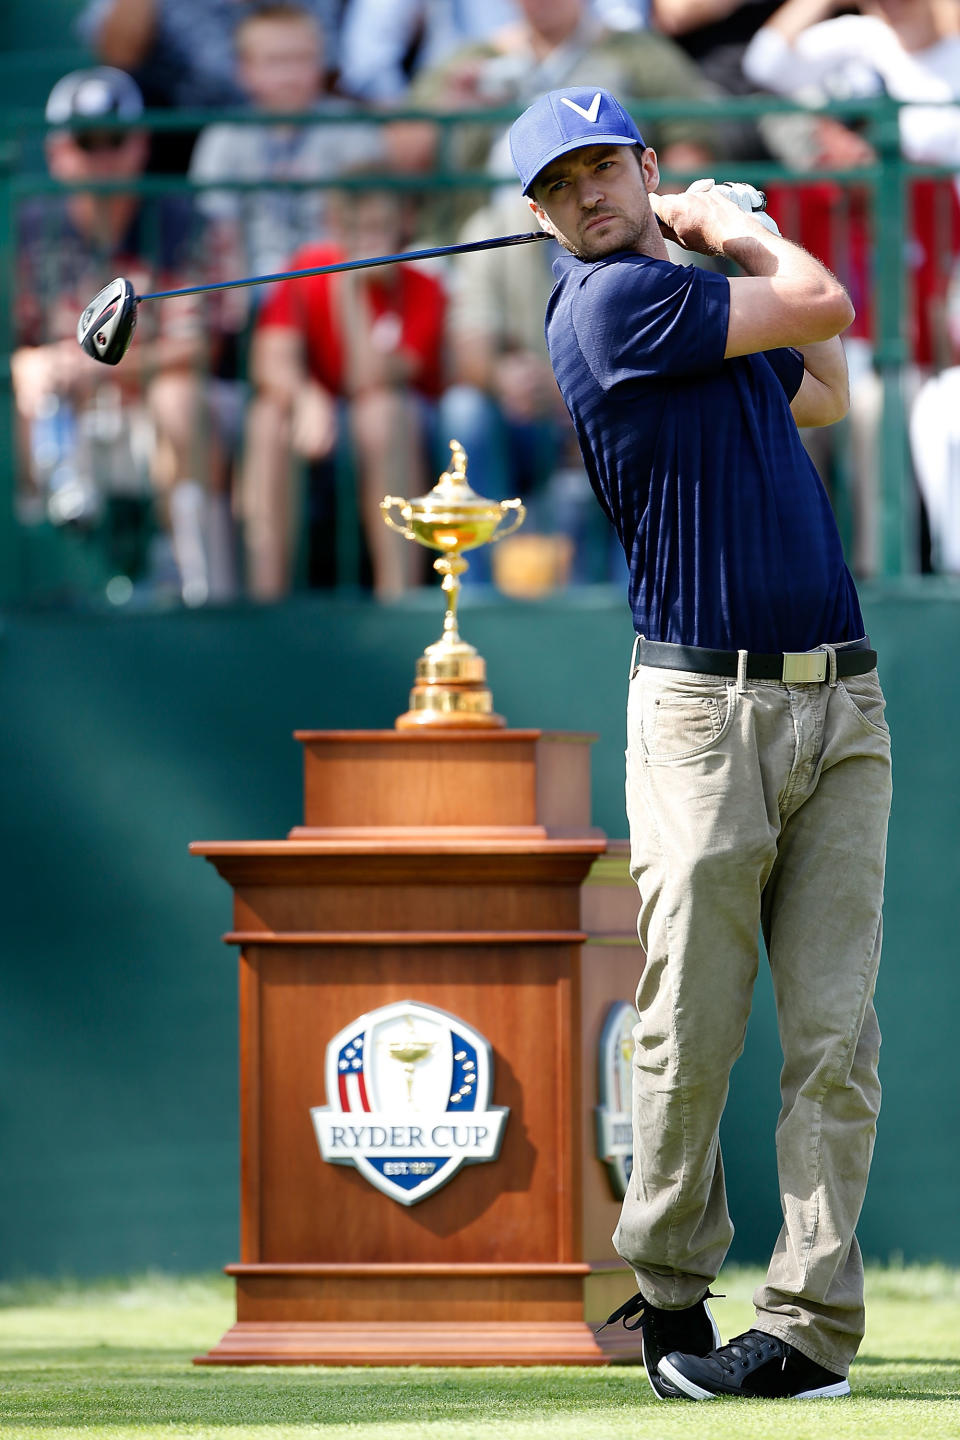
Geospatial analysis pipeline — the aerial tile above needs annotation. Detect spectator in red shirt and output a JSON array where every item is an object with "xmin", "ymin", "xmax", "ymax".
[{"xmin": 243, "ymin": 180, "xmax": 446, "ymax": 599}]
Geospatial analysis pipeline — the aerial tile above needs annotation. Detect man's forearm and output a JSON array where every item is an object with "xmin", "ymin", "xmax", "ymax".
[
  {"xmin": 95, "ymin": 0, "xmax": 157, "ymax": 69},
  {"xmin": 651, "ymin": 0, "xmax": 743, "ymax": 36},
  {"xmin": 763, "ymin": 0, "xmax": 840, "ymax": 45},
  {"xmin": 721, "ymin": 222, "xmax": 830, "ymax": 284}
]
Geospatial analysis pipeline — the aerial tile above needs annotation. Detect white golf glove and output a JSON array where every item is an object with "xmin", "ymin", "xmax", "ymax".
[{"xmin": 687, "ymin": 177, "xmax": 781, "ymax": 236}]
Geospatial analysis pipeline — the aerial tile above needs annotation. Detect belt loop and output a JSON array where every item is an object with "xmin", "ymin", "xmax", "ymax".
[
  {"xmin": 822, "ymin": 643, "xmax": 838, "ymax": 688},
  {"xmin": 630, "ymin": 633, "xmax": 643, "ymax": 680},
  {"xmin": 736, "ymin": 648, "xmax": 748, "ymax": 694}
]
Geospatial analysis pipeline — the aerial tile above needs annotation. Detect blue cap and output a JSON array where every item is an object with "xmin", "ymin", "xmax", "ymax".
[{"xmin": 509, "ymin": 87, "xmax": 645, "ymax": 197}]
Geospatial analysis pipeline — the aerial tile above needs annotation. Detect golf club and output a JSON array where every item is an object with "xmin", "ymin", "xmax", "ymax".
[
  {"xmin": 76, "ymin": 183, "xmax": 770, "ymax": 368},
  {"xmin": 76, "ymin": 231, "xmax": 552, "ymax": 367}
]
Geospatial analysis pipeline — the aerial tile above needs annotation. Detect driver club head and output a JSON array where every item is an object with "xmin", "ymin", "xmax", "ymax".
[{"xmin": 77, "ymin": 277, "xmax": 138, "ymax": 365}]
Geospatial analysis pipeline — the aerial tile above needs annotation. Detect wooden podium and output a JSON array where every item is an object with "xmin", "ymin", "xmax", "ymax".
[{"xmin": 190, "ymin": 729, "xmax": 645, "ymax": 1365}]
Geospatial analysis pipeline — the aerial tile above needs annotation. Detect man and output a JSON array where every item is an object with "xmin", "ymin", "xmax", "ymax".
[
  {"xmin": 509, "ymin": 88, "xmax": 891, "ymax": 1400},
  {"xmin": 13, "ymin": 67, "xmax": 230, "ymax": 605}
]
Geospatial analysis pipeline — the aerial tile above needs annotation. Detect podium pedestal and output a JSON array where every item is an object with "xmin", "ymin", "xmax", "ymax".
[{"xmin": 191, "ymin": 730, "xmax": 645, "ymax": 1365}]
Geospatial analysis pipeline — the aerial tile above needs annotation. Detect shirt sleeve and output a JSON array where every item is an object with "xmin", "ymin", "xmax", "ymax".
[
  {"xmin": 762, "ymin": 346, "xmax": 805, "ymax": 401},
  {"xmin": 572, "ymin": 259, "xmax": 730, "ymax": 389},
  {"xmin": 188, "ymin": 127, "xmax": 239, "ymax": 222},
  {"xmin": 339, "ymin": 0, "xmax": 421, "ymax": 100}
]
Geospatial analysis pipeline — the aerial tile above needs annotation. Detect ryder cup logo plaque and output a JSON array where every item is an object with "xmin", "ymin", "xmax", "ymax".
[
  {"xmin": 311, "ymin": 1000, "xmax": 509, "ymax": 1205},
  {"xmin": 595, "ymin": 1001, "xmax": 635, "ymax": 1200}
]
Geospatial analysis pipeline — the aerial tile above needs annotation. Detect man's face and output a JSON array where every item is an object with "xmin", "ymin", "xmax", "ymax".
[
  {"xmin": 46, "ymin": 129, "xmax": 148, "ymax": 183},
  {"xmin": 528, "ymin": 143, "xmax": 661, "ymax": 261},
  {"xmin": 518, "ymin": 0, "xmax": 584, "ymax": 41}
]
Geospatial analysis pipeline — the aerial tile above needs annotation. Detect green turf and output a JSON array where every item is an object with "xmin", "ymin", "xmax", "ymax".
[{"xmin": 1, "ymin": 1267, "xmax": 958, "ymax": 1439}]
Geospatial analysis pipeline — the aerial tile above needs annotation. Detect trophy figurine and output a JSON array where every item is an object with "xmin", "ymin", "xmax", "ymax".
[
  {"xmin": 380, "ymin": 440, "xmax": 525, "ymax": 728},
  {"xmin": 387, "ymin": 1017, "xmax": 436, "ymax": 1109}
]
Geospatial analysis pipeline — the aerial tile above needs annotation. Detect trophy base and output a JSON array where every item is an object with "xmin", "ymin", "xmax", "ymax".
[
  {"xmin": 395, "ymin": 649, "xmax": 505, "ymax": 730},
  {"xmin": 395, "ymin": 687, "xmax": 505, "ymax": 730}
]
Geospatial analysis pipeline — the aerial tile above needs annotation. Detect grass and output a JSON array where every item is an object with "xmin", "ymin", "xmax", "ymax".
[{"xmin": 0, "ymin": 1267, "xmax": 958, "ymax": 1439}]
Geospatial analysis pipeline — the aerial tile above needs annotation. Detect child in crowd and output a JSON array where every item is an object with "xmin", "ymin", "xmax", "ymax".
[{"xmin": 189, "ymin": 2, "xmax": 384, "ymax": 281}]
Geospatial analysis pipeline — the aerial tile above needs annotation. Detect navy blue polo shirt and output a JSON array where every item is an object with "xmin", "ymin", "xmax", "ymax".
[{"xmin": 545, "ymin": 250, "xmax": 864, "ymax": 653}]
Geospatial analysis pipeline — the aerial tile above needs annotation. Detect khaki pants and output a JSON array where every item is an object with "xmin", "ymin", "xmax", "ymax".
[{"xmin": 613, "ymin": 648, "xmax": 892, "ymax": 1375}]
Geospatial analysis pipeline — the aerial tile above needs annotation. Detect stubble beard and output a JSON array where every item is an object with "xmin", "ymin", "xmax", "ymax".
[{"xmin": 553, "ymin": 204, "xmax": 658, "ymax": 263}]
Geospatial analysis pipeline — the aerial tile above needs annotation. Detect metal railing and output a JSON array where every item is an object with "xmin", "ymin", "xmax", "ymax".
[{"xmin": 0, "ymin": 95, "xmax": 954, "ymax": 607}]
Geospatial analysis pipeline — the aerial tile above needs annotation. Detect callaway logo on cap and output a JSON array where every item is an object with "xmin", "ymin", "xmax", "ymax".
[{"xmin": 509, "ymin": 86, "xmax": 645, "ymax": 197}]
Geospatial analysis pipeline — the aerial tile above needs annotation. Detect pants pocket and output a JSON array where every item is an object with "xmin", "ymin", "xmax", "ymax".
[
  {"xmin": 641, "ymin": 679, "xmax": 736, "ymax": 761},
  {"xmin": 836, "ymin": 673, "xmax": 889, "ymax": 737}
]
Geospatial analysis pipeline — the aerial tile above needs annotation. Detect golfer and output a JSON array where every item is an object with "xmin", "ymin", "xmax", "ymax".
[{"xmin": 509, "ymin": 88, "xmax": 892, "ymax": 1401}]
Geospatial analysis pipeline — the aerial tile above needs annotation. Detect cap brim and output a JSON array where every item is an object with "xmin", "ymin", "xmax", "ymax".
[{"xmin": 523, "ymin": 134, "xmax": 641, "ymax": 196}]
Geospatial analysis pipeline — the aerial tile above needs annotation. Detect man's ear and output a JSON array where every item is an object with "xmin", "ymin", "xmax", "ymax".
[
  {"xmin": 527, "ymin": 196, "xmax": 551, "ymax": 234},
  {"xmin": 639, "ymin": 146, "xmax": 661, "ymax": 194}
]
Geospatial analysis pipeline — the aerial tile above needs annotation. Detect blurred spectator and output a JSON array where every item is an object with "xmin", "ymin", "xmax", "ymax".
[
  {"xmin": 743, "ymin": 1, "xmax": 960, "ymax": 162},
  {"xmin": 12, "ymin": 68, "xmax": 232, "ymax": 606},
  {"xmin": 743, "ymin": 0, "xmax": 960, "ymax": 573},
  {"xmin": 190, "ymin": 3, "xmax": 384, "ymax": 281},
  {"xmin": 910, "ymin": 270, "xmax": 960, "ymax": 573},
  {"xmin": 397, "ymin": 0, "xmax": 716, "ymax": 185},
  {"xmin": 441, "ymin": 188, "xmax": 564, "ymax": 499},
  {"xmin": 75, "ymin": 0, "xmax": 341, "ymax": 170},
  {"xmin": 439, "ymin": 188, "xmax": 570, "ymax": 581},
  {"xmin": 650, "ymin": 1, "xmax": 786, "ymax": 158},
  {"xmin": 242, "ymin": 179, "xmax": 446, "ymax": 600},
  {"xmin": 653, "ymin": 1, "xmax": 780, "ymax": 91},
  {"xmin": 338, "ymin": 0, "xmax": 651, "ymax": 104},
  {"xmin": 339, "ymin": 0, "xmax": 521, "ymax": 102}
]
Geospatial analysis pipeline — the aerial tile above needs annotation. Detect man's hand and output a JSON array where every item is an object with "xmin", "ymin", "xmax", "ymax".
[{"xmin": 651, "ymin": 178, "xmax": 779, "ymax": 254}]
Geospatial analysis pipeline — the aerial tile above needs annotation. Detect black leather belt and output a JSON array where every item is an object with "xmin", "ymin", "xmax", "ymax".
[{"xmin": 636, "ymin": 636, "xmax": 877, "ymax": 683}]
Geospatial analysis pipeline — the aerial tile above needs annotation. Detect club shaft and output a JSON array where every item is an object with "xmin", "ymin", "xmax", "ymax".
[{"xmin": 136, "ymin": 231, "xmax": 551, "ymax": 303}]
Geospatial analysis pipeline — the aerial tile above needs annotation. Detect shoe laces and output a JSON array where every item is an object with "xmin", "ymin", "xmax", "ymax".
[
  {"xmin": 595, "ymin": 1289, "xmax": 722, "ymax": 1342},
  {"xmin": 711, "ymin": 1328, "xmax": 787, "ymax": 1375}
]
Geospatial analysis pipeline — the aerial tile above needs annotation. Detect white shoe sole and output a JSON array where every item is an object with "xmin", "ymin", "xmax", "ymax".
[{"xmin": 657, "ymin": 1357, "xmax": 851, "ymax": 1401}]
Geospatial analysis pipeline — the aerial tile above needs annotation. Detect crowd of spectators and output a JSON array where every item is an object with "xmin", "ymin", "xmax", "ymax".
[{"xmin": 10, "ymin": 0, "xmax": 960, "ymax": 605}]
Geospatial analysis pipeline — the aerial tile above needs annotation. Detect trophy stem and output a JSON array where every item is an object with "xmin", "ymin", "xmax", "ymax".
[{"xmin": 437, "ymin": 556, "xmax": 467, "ymax": 651}]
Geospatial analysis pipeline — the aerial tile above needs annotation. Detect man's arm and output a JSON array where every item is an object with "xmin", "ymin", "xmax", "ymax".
[
  {"xmin": 789, "ymin": 339, "xmax": 850, "ymax": 427},
  {"xmin": 87, "ymin": 0, "xmax": 158, "ymax": 70},
  {"xmin": 651, "ymin": 185, "xmax": 853, "ymax": 419},
  {"xmin": 651, "ymin": 0, "xmax": 746, "ymax": 34},
  {"xmin": 651, "ymin": 187, "xmax": 854, "ymax": 352}
]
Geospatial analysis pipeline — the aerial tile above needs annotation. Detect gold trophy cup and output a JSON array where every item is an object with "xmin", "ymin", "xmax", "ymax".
[{"xmin": 380, "ymin": 440, "xmax": 525, "ymax": 728}]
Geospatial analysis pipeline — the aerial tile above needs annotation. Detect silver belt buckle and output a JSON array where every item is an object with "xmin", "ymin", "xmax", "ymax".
[{"xmin": 781, "ymin": 651, "xmax": 827, "ymax": 684}]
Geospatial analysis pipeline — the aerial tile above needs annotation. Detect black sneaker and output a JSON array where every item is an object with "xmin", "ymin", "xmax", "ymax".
[
  {"xmin": 658, "ymin": 1327, "xmax": 851, "ymax": 1400},
  {"xmin": 596, "ymin": 1290, "xmax": 721, "ymax": 1399}
]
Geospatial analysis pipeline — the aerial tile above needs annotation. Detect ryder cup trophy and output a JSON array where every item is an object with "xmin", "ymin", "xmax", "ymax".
[{"xmin": 380, "ymin": 440, "xmax": 525, "ymax": 729}]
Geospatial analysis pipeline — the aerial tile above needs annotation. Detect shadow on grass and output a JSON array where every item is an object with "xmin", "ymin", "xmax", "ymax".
[{"xmin": 2, "ymin": 1356, "xmax": 960, "ymax": 1427}]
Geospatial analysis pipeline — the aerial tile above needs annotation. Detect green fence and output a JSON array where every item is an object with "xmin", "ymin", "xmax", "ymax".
[{"xmin": 1, "ymin": 96, "xmax": 958, "ymax": 609}]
